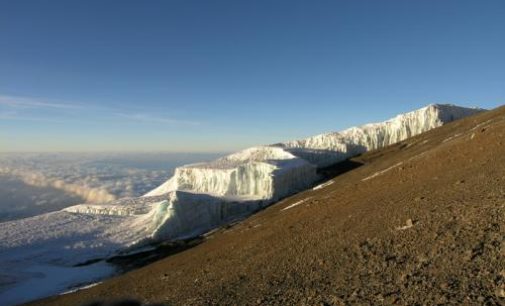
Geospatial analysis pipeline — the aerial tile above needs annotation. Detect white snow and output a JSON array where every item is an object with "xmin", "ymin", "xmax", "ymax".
[
  {"xmin": 145, "ymin": 146, "xmax": 318, "ymax": 200},
  {"xmin": 282, "ymin": 197, "xmax": 313, "ymax": 211},
  {"xmin": 0, "ymin": 262, "xmax": 114, "ymax": 306},
  {"xmin": 61, "ymin": 281, "xmax": 102, "ymax": 295},
  {"xmin": 312, "ymin": 180, "xmax": 334, "ymax": 190},
  {"xmin": 442, "ymin": 133, "xmax": 463, "ymax": 143},
  {"xmin": 0, "ymin": 104, "xmax": 484, "ymax": 305},
  {"xmin": 278, "ymin": 104, "xmax": 483, "ymax": 167},
  {"xmin": 362, "ymin": 162, "xmax": 404, "ymax": 181}
]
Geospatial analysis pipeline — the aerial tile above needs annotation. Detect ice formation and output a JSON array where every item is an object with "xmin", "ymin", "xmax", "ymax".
[
  {"xmin": 278, "ymin": 104, "xmax": 483, "ymax": 167},
  {"xmin": 0, "ymin": 104, "xmax": 484, "ymax": 305},
  {"xmin": 146, "ymin": 146, "xmax": 318, "ymax": 201}
]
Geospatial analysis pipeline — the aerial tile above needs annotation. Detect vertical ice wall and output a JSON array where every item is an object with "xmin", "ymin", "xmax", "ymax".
[
  {"xmin": 277, "ymin": 104, "xmax": 484, "ymax": 167},
  {"xmin": 140, "ymin": 104, "xmax": 482, "ymax": 243},
  {"xmin": 145, "ymin": 146, "xmax": 319, "ymax": 199},
  {"xmin": 149, "ymin": 104, "xmax": 484, "ymax": 197}
]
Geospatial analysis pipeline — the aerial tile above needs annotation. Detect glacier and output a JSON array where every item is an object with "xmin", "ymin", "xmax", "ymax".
[
  {"xmin": 0, "ymin": 104, "xmax": 484, "ymax": 305},
  {"xmin": 146, "ymin": 146, "xmax": 319, "ymax": 200},
  {"xmin": 277, "ymin": 104, "xmax": 483, "ymax": 167}
]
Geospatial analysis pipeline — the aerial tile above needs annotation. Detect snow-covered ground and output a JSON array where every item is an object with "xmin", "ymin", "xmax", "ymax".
[
  {"xmin": 0, "ymin": 192, "xmax": 262, "ymax": 305},
  {"xmin": 0, "ymin": 104, "xmax": 484, "ymax": 305},
  {"xmin": 0, "ymin": 262, "xmax": 114, "ymax": 306}
]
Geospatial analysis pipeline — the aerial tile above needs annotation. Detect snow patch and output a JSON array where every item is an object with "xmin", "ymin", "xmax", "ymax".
[
  {"xmin": 442, "ymin": 133, "xmax": 463, "ymax": 143},
  {"xmin": 362, "ymin": 162, "xmax": 403, "ymax": 181},
  {"xmin": 61, "ymin": 281, "xmax": 101, "ymax": 295},
  {"xmin": 282, "ymin": 197, "xmax": 313, "ymax": 211},
  {"xmin": 313, "ymin": 180, "xmax": 334, "ymax": 190}
]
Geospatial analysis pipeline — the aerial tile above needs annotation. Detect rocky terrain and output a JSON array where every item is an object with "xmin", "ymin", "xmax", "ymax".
[{"xmin": 26, "ymin": 105, "xmax": 505, "ymax": 305}]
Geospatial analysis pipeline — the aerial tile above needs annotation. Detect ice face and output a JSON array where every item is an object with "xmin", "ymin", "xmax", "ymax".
[
  {"xmin": 278, "ymin": 104, "xmax": 483, "ymax": 167},
  {"xmin": 148, "ymin": 191, "xmax": 263, "ymax": 241},
  {"xmin": 145, "ymin": 146, "xmax": 319, "ymax": 200},
  {"xmin": 148, "ymin": 104, "xmax": 484, "ymax": 197}
]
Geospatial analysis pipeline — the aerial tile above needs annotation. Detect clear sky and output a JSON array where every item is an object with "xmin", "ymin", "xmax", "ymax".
[{"xmin": 1, "ymin": 0, "xmax": 504, "ymax": 152}]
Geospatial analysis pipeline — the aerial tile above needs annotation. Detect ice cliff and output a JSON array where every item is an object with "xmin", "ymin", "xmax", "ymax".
[
  {"xmin": 0, "ymin": 104, "xmax": 484, "ymax": 305},
  {"xmin": 146, "ymin": 146, "xmax": 318, "ymax": 201},
  {"xmin": 278, "ymin": 104, "xmax": 483, "ymax": 167},
  {"xmin": 147, "ymin": 104, "xmax": 483, "ymax": 199}
]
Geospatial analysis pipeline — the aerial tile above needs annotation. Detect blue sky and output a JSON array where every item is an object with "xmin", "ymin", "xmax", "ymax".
[{"xmin": 1, "ymin": 0, "xmax": 504, "ymax": 152}]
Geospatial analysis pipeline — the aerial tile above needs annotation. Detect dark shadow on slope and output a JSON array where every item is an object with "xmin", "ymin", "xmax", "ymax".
[
  {"xmin": 81, "ymin": 299, "xmax": 166, "ymax": 306},
  {"xmin": 106, "ymin": 237, "xmax": 204, "ymax": 272},
  {"xmin": 73, "ymin": 237, "xmax": 204, "ymax": 271},
  {"xmin": 318, "ymin": 158, "xmax": 364, "ymax": 180},
  {"xmin": 281, "ymin": 145, "xmax": 368, "ymax": 168}
]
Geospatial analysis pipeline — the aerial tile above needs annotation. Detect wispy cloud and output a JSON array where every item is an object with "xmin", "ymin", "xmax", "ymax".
[
  {"xmin": 0, "ymin": 94, "xmax": 201, "ymax": 126},
  {"xmin": 0, "ymin": 95, "xmax": 82, "ymax": 109},
  {"xmin": 115, "ymin": 113, "xmax": 200, "ymax": 126},
  {"xmin": 0, "ymin": 110, "xmax": 68, "ymax": 123}
]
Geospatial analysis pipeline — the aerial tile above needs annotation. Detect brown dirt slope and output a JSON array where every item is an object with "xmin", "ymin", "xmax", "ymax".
[{"xmin": 29, "ymin": 106, "xmax": 505, "ymax": 305}]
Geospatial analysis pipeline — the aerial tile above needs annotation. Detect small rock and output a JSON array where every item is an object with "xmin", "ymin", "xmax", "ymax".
[
  {"xmin": 397, "ymin": 219, "xmax": 414, "ymax": 230},
  {"xmin": 496, "ymin": 287, "xmax": 505, "ymax": 298},
  {"xmin": 463, "ymin": 250, "xmax": 473, "ymax": 261}
]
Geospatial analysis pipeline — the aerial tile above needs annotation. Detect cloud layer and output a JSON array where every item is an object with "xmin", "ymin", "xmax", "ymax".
[
  {"xmin": 0, "ymin": 153, "xmax": 174, "ymax": 206},
  {"xmin": 0, "ymin": 152, "xmax": 222, "ymax": 222}
]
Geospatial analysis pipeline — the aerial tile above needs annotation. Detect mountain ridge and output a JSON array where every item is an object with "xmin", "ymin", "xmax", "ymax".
[{"xmin": 28, "ymin": 104, "xmax": 505, "ymax": 306}]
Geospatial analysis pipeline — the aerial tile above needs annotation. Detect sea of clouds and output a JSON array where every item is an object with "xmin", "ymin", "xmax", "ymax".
[{"xmin": 0, "ymin": 152, "xmax": 222, "ymax": 221}]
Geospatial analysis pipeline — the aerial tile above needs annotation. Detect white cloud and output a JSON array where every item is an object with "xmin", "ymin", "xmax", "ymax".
[
  {"xmin": 0, "ymin": 110, "xmax": 67, "ymax": 123},
  {"xmin": 115, "ymin": 113, "xmax": 200, "ymax": 125},
  {"xmin": 0, "ymin": 95, "xmax": 82, "ymax": 109},
  {"xmin": 0, "ymin": 94, "xmax": 200, "ymax": 126}
]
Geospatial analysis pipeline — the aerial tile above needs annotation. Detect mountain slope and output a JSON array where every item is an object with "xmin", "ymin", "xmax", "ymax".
[
  {"xmin": 28, "ymin": 105, "xmax": 505, "ymax": 305},
  {"xmin": 0, "ymin": 104, "xmax": 483, "ymax": 305}
]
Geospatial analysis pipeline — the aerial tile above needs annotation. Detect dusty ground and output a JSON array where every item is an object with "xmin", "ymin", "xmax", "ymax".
[{"xmin": 28, "ymin": 106, "xmax": 505, "ymax": 305}]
